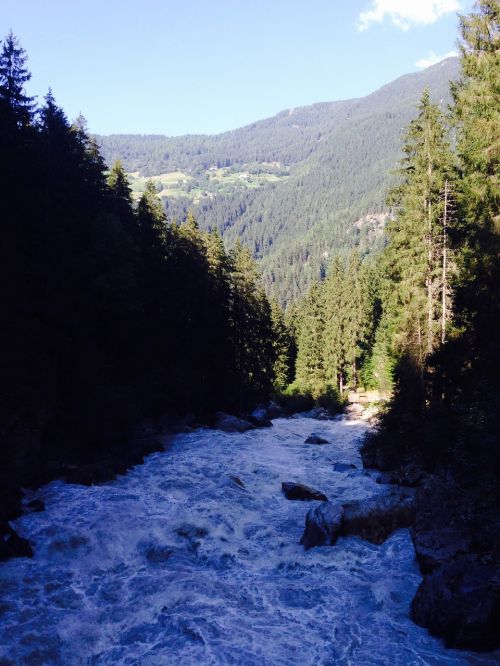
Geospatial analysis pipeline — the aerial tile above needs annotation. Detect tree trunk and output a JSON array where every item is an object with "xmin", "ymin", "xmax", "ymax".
[
  {"xmin": 441, "ymin": 180, "xmax": 449, "ymax": 344},
  {"xmin": 427, "ymin": 198, "xmax": 434, "ymax": 355}
]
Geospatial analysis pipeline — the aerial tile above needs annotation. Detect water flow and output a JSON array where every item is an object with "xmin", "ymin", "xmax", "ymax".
[{"xmin": 0, "ymin": 416, "xmax": 497, "ymax": 665}]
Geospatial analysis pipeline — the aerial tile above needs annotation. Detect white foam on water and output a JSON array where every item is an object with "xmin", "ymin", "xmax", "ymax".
[{"xmin": 0, "ymin": 416, "xmax": 498, "ymax": 665}]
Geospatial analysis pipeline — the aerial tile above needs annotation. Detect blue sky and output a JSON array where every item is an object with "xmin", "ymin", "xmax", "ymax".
[{"xmin": 0, "ymin": 0, "xmax": 472, "ymax": 136}]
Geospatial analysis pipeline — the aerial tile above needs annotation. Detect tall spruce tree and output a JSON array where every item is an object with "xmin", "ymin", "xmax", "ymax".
[
  {"xmin": 452, "ymin": 0, "xmax": 499, "ymax": 336},
  {"xmin": 270, "ymin": 299, "xmax": 294, "ymax": 390},
  {"xmin": 383, "ymin": 90, "xmax": 454, "ymax": 369},
  {"xmin": 230, "ymin": 241, "xmax": 275, "ymax": 407},
  {"xmin": 342, "ymin": 251, "xmax": 372, "ymax": 388},
  {"xmin": 0, "ymin": 31, "xmax": 36, "ymax": 129},
  {"xmin": 107, "ymin": 161, "xmax": 133, "ymax": 213},
  {"xmin": 295, "ymin": 282, "xmax": 326, "ymax": 396},
  {"xmin": 322, "ymin": 256, "xmax": 345, "ymax": 392}
]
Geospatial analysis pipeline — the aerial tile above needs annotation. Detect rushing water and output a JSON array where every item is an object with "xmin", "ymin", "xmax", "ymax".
[{"xmin": 0, "ymin": 416, "xmax": 498, "ymax": 666}]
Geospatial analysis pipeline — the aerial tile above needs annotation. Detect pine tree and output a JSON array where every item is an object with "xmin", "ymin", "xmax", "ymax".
[
  {"xmin": 383, "ymin": 90, "xmax": 454, "ymax": 368},
  {"xmin": 205, "ymin": 228, "xmax": 229, "ymax": 279},
  {"xmin": 270, "ymin": 299, "xmax": 294, "ymax": 390},
  {"xmin": 295, "ymin": 282, "xmax": 326, "ymax": 396},
  {"xmin": 342, "ymin": 251, "xmax": 371, "ymax": 387},
  {"xmin": 230, "ymin": 241, "xmax": 275, "ymax": 407},
  {"xmin": 107, "ymin": 160, "xmax": 132, "ymax": 207},
  {"xmin": 0, "ymin": 31, "xmax": 36, "ymax": 128},
  {"xmin": 137, "ymin": 179, "xmax": 168, "ymax": 249},
  {"xmin": 451, "ymin": 0, "xmax": 499, "ymax": 334},
  {"xmin": 38, "ymin": 90, "xmax": 72, "ymax": 221},
  {"xmin": 322, "ymin": 256, "xmax": 345, "ymax": 392}
]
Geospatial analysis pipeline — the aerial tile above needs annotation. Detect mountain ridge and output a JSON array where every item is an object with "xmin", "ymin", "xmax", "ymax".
[{"xmin": 96, "ymin": 57, "xmax": 460, "ymax": 304}]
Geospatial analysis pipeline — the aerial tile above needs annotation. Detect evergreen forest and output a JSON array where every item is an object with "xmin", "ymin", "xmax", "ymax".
[{"xmin": 0, "ymin": 32, "xmax": 290, "ymax": 523}]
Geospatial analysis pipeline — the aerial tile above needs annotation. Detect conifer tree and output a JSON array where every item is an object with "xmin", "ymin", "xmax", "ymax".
[
  {"xmin": 270, "ymin": 299, "xmax": 294, "ymax": 390},
  {"xmin": 205, "ymin": 228, "xmax": 230, "ymax": 279},
  {"xmin": 107, "ymin": 160, "xmax": 132, "ymax": 206},
  {"xmin": 383, "ymin": 90, "xmax": 454, "ymax": 368},
  {"xmin": 295, "ymin": 282, "xmax": 326, "ymax": 396},
  {"xmin": 202, "ymin": 228, "xmax": 235, "ymax": 404},
  {"xmin": 0, "ymin": 31, "xmax": 36, "ymax": 128},
  {"xmin": 230, "ymin": 241, "xmax": 275, "ymax": 406},
  {"xmin": 137, "ymin": 179, "xmax": 169, "ymax": 251},
  {"xmin": 322, "ymin": 256, "xmax": 345, "ymax": 392},
  {"xmin": 342, "ymin": 251, "xmax": 371, "ymax": 387},
  {"xmin": 451, "ymin": 0, "xmax": 499, "ymax": 335}
]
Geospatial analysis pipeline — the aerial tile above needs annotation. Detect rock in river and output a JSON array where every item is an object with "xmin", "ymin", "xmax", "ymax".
[
  {"xmin": 214, "ymin": 412, "xmax": 255, "ymax": 433},
  {"xmin": 249, "ymin": 406, "xmax": 273, "ymax": 428},
  {"xmin": 300, "ymin": 502, "xmax": 344, "ymax": 549},
  {"xmin": 333, "ymin": 462, "xmax": 357, "ymax": 472},
  {"xmin": 282, "ymin": 482, "xmax": 328, "ymax": 502},
  {"xmin": 411, "ymin": 555, "xmax": 500, "ymax": 651},
  {"xmin": 305, "ymin": 433, "xmax": 330, "ymax": 445},
  {"xmin": 301, "ymin": 488, "xmax": 416, "ymax": 549},
  {"xmin": 340, "ymin": 488, "xmax": 415, "ymax": 545}
]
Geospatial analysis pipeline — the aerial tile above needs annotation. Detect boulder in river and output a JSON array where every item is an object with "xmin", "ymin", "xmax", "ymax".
[
  {"xmin": 340, "ymin": 488, "xmax": 415, "ymax": 545},
  {"xmin": 267, "ymin": 400, "xmax": 286, "ymax": 419},
  {"xmin": 214, "ymin": 412, "xmax": 255, "ymax": 433},
  {"xmin": 249, "ymin": 407, "xmax": 273, "ymax": 428},
  {"xmin": 303, "ymin": 407, "xmax": 332, "ymax": 420},
  {"xmin": 300, "ymin": 502, "xmax": 344, "ymax": 549},
  {"xmin": 229, "ymin": 475, "xmax": 246, "ymax": 489},
  {"xmin": 301, "ymin": 488, "xmax": 416, "ymax": 549},
  {"xmin": 411, "ymin": 555, "xmax": 500, "ymax": 651},
  {"xmin": 282, "ymin": 482, "xmax": 327, "ymax": 502},
  {"xmin": 305, "ymin": 433, "xmax": 330, "ymax": 445},
  {"xmin": 333, "ymin": 462, "xmax": 357, "ymax": 472}
]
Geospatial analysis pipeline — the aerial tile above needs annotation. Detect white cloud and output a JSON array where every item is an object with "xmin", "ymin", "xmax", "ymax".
[
  {"xmin": 358, "ymin": 0, "xmax": 461, "ymax": 31},
  {"xmin": 415, "ymin": 50, "xmax": 458, "ymax": 68}
]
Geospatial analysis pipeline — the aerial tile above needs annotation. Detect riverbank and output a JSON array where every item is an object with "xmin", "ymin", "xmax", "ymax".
[{"xmin": 362, "ymin": 419, "xmax": 500, "ymax": 651}]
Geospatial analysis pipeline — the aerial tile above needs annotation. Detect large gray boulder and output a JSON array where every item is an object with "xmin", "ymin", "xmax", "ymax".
[
  {"xmin": 305, "ymin": 433, "xmax": 330, "ymax": 445},
  {"xmin": 303, "ymin": 407, "xmax": 332, "ymax": 420},
  {"xmin": 340, "ymin": 488, "xmax": 415, "ymax": 544},
  {"xmin": 282, "ymin": 482, "xmax": 327, "ymax": 502},
  {"xmin": 214, "ymin": 412, "xmax": 255, "ymax": 433},
  {"xmin": 267, "ymin": 401, "xmax": 286, "ymax": 419},
  {"xmin": 300, "ymin": 502, "xmax": 344, "ymax": 550},
  {"xmin": 301, "ymin": 488, "xmax": 416, "ymax": 549},
  {"xmin": 333, "ymin": 462, "xmax": 357, "ymax": 472},
  {"xmin": 411, "ymin": 555, "xmax": 500, "ymax": 651},
  {"xmin": 249, "ymin": 406, "xmax": 273, "ymax": 428}
]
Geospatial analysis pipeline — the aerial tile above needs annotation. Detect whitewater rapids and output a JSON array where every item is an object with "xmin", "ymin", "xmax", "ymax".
[{"xmin": 0, "ymin": 416, "xmax": 497, "ymax": 665}]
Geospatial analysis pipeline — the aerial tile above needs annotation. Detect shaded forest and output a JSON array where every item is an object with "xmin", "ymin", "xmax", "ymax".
[{"xmin": 0, "ymin": 32, "xmax": 291, "ymax": 549}]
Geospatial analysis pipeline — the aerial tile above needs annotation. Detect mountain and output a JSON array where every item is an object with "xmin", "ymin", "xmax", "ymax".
[{"xmin": 97, "ymin": 58, "xmax": 460, "ymax": 305}]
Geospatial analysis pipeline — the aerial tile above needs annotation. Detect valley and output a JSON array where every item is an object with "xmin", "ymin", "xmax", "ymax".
[{"xmin": 98, "ymin": 57, "xmax": 460, "ymax": 304}]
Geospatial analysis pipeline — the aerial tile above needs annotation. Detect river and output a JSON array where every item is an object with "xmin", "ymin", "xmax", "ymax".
[{"xmin": 0, "ymin": 415, "xmax": 497, "ymax": 665}]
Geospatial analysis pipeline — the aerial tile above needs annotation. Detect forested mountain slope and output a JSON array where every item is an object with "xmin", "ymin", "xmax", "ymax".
[{"xmin": 97, "ymin": 58, "xmax": 459, "ymax": 305}]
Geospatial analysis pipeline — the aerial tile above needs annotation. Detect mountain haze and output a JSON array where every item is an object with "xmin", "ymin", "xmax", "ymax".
[{"xmin": 97, "ymin": 58, "xmax": 460, "ymax": 304}]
